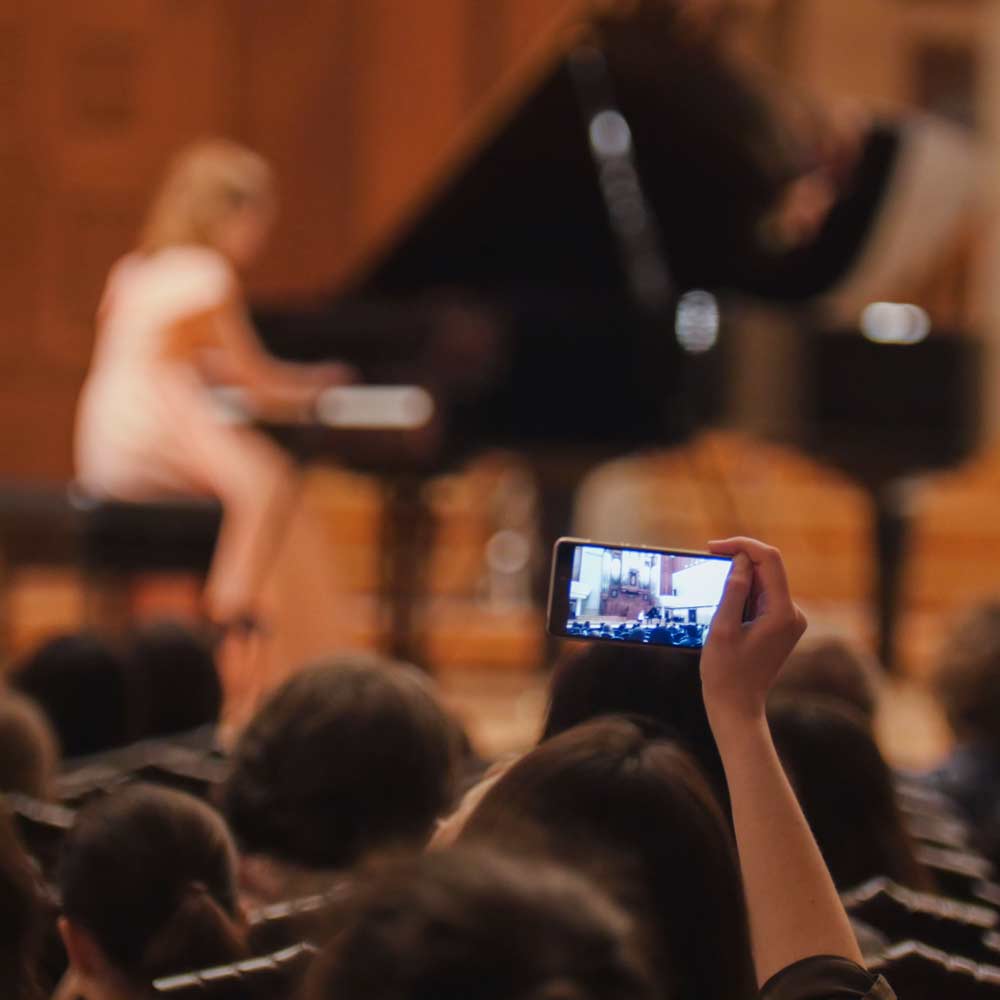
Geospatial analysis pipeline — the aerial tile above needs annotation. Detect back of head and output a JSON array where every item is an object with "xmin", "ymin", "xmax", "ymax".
[
  {"xmin": 307, "ymin": 847, "xmax": 658, "ymax": 1000},
  {"xmin": 141, "ymin": 138, "xmax": 273, "ymax": 254},
  {"xmin": 541, "ymin": 644, "xmax": 727, "ymax": 806},
  {"xmin": 58, "ymin": 784, "xmax": 246, "ymax": 985},
  {"xmin": 223, "ymin": 655, "xmax": 458, "ymax": 869},
  {"xmin": 934, "ymin": 603, "xmax": 1000, "ymax": 752},
  {"xmin": 0, "ymin": 691, "xmax": 59, "ymax": 798},
  {"xmin": 767, "ymin": 695, "xmax": 927, "ymax": 891},
  {"xmin": 11, "ymin": 632, "xmax": 130, "ymax": 757},
  {"xmin": 0, "ymin": 807, "xmax": 44, "ymax": 1000},
  {"xmin": 127, "ymin": 620, "xmax": 222, "ymax": 739},
  {"xmin": 461, "ymin": 718, "xmax": 754, "ymax": 1000},
  {"xmin": 772, "ymin": 637, "xmax": 882, "ymax": 726}
]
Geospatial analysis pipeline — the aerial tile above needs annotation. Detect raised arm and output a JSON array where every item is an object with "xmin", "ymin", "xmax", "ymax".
[{"xmin": 700, "ymin": 537, "xmax": 864, "ymax": 987}]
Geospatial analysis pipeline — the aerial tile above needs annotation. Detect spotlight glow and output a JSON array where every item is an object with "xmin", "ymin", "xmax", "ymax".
[
  {"xmin": 589, "ymin": 110, "xmax": 632, "ymax": 158},
  {"xmin": 676, "ymin": 290, "xmax": 719, "ymax": 354},
  {"xmin": 860, "ymin": 302, "xmax": 931, "ymax": 345}
]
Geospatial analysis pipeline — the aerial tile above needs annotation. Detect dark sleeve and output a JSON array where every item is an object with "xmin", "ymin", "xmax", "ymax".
[{"xmin": 760, "ymin": 956, "xmax": 896, "ymax": 1000}]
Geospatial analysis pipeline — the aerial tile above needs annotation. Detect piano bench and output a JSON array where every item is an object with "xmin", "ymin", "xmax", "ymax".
[{"xmin": 71, "ymin": 489, "xmax": 222, "ymax": 631}]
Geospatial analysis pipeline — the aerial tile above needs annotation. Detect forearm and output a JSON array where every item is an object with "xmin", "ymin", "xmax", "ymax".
[{"xmin": 710, "ymin": 709, "xmax": 863, "ymax": 986}]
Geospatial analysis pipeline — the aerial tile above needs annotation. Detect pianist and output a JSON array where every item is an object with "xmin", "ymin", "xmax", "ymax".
[{"xmin": 74, "ymin": 139, "xmax": 352, "ymax": 638}]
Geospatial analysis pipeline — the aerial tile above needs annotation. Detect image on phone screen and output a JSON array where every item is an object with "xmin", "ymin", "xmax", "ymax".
[{"xmin": 548, "ymin": 539, "xmax": 732, "ymax": 651}]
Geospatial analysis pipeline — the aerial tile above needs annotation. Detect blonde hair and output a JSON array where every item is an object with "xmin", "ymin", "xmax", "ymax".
[{"xmin": 140, "ymin": 138, "xmax": 274, "ymax": 254}]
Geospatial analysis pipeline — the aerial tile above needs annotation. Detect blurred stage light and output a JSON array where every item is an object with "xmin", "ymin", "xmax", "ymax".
[
  {"xmin": 316, "ymin": 385, "xmax": 434, "ymax": 429},
  {"xmin": 675, "ymin": 290, "xmax": 719, "ymax": 353},
  {"xmin": 589, "ymin": 109, "xmax": 632, "ymax": 158},
  {"xmin": 860, "ymin": 302, "xmax": 931, "ymax": 345}
]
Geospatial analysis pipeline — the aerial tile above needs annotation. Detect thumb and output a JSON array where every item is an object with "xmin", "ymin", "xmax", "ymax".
[{"xmin": 713, "ymin": 552, "xmax": 751, "ymax": 632}]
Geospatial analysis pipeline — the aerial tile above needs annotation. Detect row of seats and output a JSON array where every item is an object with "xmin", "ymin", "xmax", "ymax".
[{"xmin": 152, "ymin": 942, "xmax": 317, "ymax": 1000}]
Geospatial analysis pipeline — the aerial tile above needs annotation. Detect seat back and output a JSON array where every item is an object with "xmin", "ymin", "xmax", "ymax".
[
  {"xmin": 7, "ymin": 793, "xmax": 75, "ymax": 877},
  {"xmin": 152, "ymin": 942, "xmax": 317, "ymax": 1000},
  {"xmin": 870, "ymin": 939, "xmax": 1000, "ymax": 1000},
  {"xmin": 247, "ymin": 883, "xmax": 351, "ymax": 955},
  {"xmin": 844, "ymin": 876, "xmax": 996, "ymax": 962}
]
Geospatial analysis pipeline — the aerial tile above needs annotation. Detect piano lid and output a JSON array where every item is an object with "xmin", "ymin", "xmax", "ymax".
[{"xmin": 342, "ymin": 2, "xmax": 896, "ymax": 303}]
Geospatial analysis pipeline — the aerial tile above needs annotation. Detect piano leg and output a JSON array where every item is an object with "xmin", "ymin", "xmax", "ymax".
[{"xmin": 377, "ymin": 474, "xmax": 434, "ymax": 667}]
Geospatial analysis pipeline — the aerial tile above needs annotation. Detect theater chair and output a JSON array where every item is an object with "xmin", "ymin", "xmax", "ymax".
[
  {"xmin": 152, "ymin": 942, "xmax": 316, "ymax": 1000},
  {"xmin": 6, "ymin": 793, "xmax": 75, "ymax": 878},
  {"xmin": 70, "ymin": 488, "xmax": 221, "ymax": 631},
  {"xmin": 55, "ymin": 739, "xmax": 228, "ymax": 808},
  {"xmin": 247, "ymin": 884, "xmax": 350, "ymax": 955},
  {"xmin": 843, "ymin": 877, "xmax": 996, "ymax": 964},
  {"xmin": 869, "ymin": 939, "xmax": 1000, "ymax": 1000},
  {"xmin": 914, "ymin": 845, "xmax": 998, "ymax": 905}
]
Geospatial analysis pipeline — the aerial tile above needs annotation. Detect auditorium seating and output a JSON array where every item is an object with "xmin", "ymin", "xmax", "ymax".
[
  {"xmin": 869, "ymin": 939, "xmax": 1000, "ymax": 1000},
  {"xmin": 6, "ymin": 793, "xmax": 74, "ymax": 878},
  {"xmin": 843, "ymin": 877, "xmax": 997, "ymax": 963},
  {"xmin": 151, "ymin": 942, "xmax": 317, "ymax": 1000},
  {"xmin": 246, "ymin": 884, "xmax": 350, "ymax": 955},
  {"xmin": 56, "ymin": 739, "xmax": 228, "ymax": 808}
]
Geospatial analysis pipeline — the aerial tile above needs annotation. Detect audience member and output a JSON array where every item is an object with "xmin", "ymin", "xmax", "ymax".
[
  {"xmin": 0, "ymin": 807, "xmax": 45, "ymax": 1000},
  {"xmin": 222, "ymin": 655, "xmax": 458, "ymax": 895},
  {"xmin": 460, "ymin": 718, "xmax": 755, "ymax": 1000},
  {"xmin": 0, "ymin": 690, "xmax": 59, "ymax": 799},
  {"xmin": 306, "ymin": 847, "xmax": 658, "ymax": 1000},
  {"xmin": 926, "ymin": 602, "xmax": 1000, "ymax": 864},
  {"xmin": 771, "ymin": 636, "xmax": 882, "ymax": 727},
  {"xmin": 767, "ymin": 695, "xmax": 929, "ymax": 892},
  {"xmin": 10, "ymin": 632, "xmax": 131, "ymax": 758},
  {"xmin": 57, "ymin": 784, "xmax": 248, "ymax": 998},
  {"xmin": 126, "ymin": 620, "xmax": 222, "ymax": 742},
  {"xmin": 540, "ymin": 643, "xmax": 727, "ymax": 807}
]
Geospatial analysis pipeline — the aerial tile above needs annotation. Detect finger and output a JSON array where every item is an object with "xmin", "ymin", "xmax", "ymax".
[
  {"xmin": 712, "ymin": 552, "xmax": 752, "ymax": 632},
  {"xmin": 709, "ymin": 537, "xmax": 793, "ymax": 613}
]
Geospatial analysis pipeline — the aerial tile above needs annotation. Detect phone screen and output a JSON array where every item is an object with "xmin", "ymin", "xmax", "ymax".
[{"xmin": 547, "ymin": 538, "xmax": 733, "ymax": 651}]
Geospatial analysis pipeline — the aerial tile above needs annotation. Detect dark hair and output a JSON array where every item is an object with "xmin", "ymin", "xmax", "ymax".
[
  {"xmin": 222, "ymin": 656, "xmax": 457, "ymax": 869},
  {"xmin": 460, "ymin": 719, "xmax": 754, "ymax": 1000},
  {"xmin": 767, "ymin": 695, "xmax": 929, "ymax": 892},
  {"xmin": 541, "ymin": 644, "xmax": 727, "ymax": 808},
  {"xmin": 934, "ymin": 603, "xmax": 1000, "ymax": 750},
  {"xmin": 127, "ymin": 620, "xmax": 222, "ymax": 738},
  {"xmin": 0, "ymin": 808, "xmax": 44, "ymax": 1000},
  {"xmin": 0, "ymin": 692, "xmax": 59, "ymax": 799},
  {"xmin": 772, "ymin": 637, "xmax": 881, "ymax": 725},
  {"xmin": 58, "ymin": 784, "xmax": 247, "ymax": 985},
  {"xmin": 11, "ymin": 632, "xmax": 130, "ymax": 757},
  {"xmin": 307, "ymin": 847, "xmax": 658, "ymax": 1000}
]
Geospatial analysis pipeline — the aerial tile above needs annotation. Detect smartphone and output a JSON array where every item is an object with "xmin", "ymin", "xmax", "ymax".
[{"xmin": 547, "ymin": 537, "xmax": 733, "ymax": 651}]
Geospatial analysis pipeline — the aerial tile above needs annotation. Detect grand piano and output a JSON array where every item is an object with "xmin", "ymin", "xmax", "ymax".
[
  {"xmin": 254, "ymin": 3, "xmax": 982, "ymax": 662},
  {"xmin": 257, "ymin": 3, "xmax": 979, "ymax": 479}
]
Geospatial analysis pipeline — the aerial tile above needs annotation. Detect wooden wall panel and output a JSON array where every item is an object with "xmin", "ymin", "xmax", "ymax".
[
  {"xmin": 352, "ymin": 0, "xmax": 471, "ymax": 244},
  {"xmin": 236, "ymin": 0, "xmax": 361, "ymax": 299}
]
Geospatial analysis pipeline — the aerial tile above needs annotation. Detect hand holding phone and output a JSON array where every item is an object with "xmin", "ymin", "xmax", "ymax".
[{"xmin": 699, "ymin": 537, "xmax": 808, "ymax": 723}]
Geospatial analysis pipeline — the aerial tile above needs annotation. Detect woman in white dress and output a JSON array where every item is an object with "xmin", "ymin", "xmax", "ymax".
[{"xmin": 75, "ymin": 140, "xmax": 351, "ymax": 634}]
